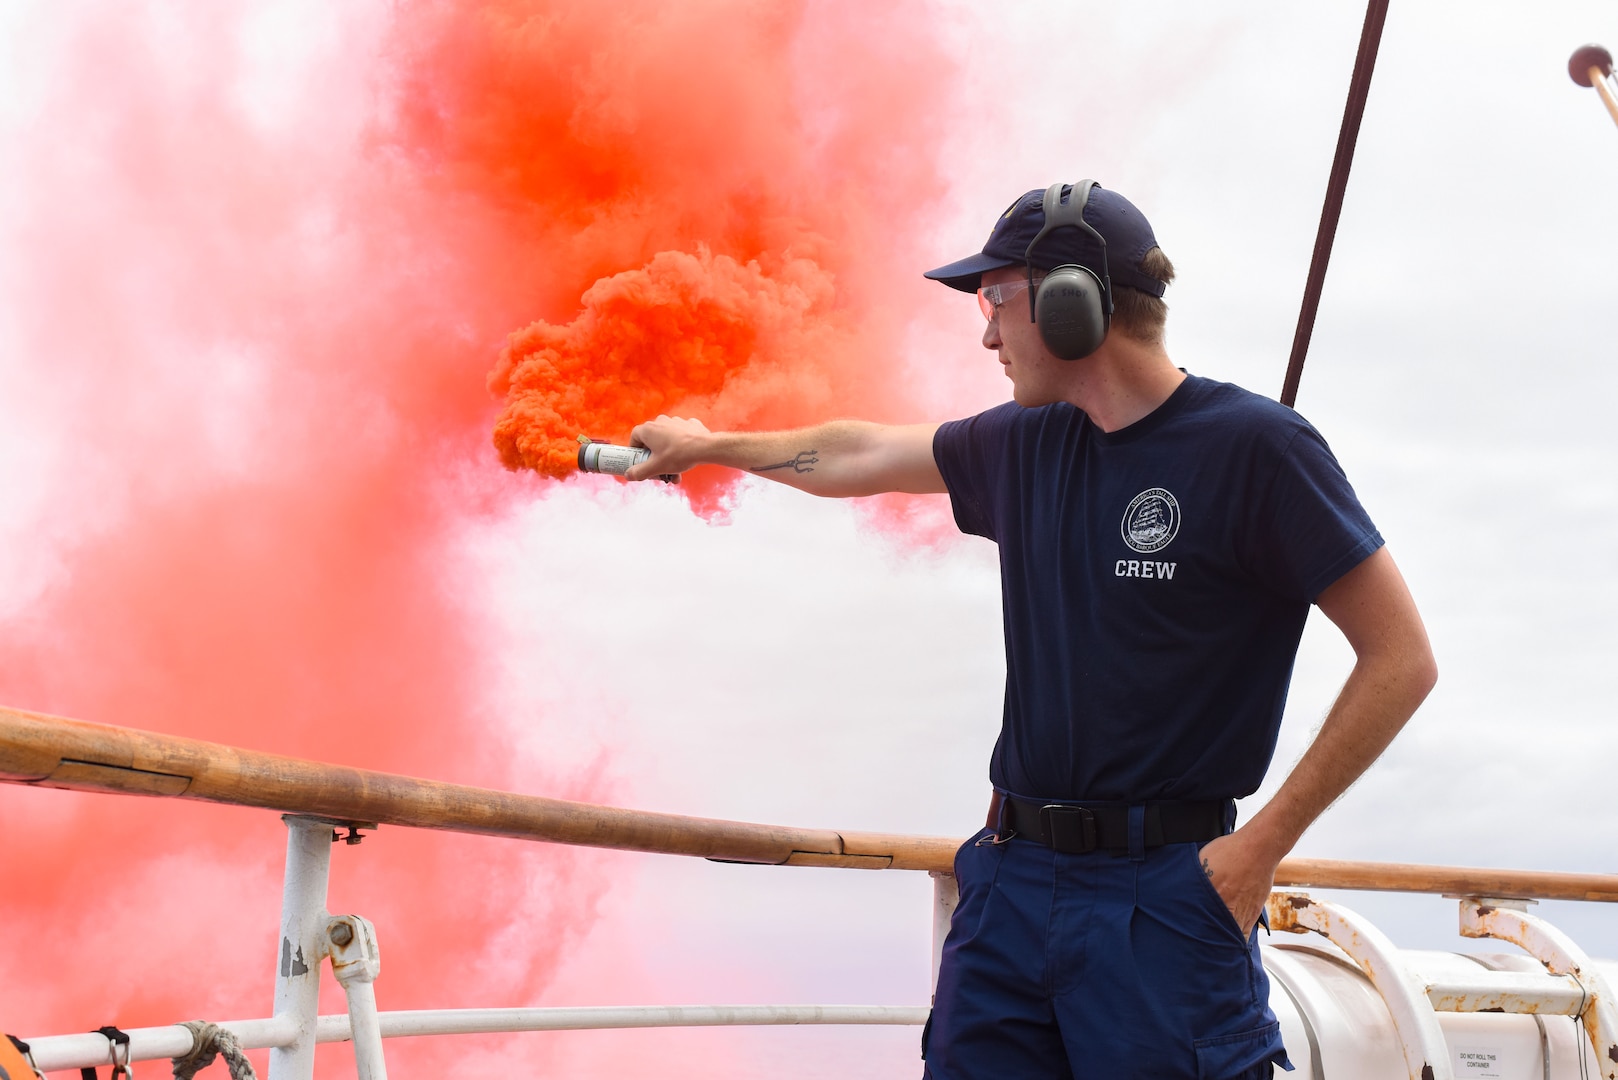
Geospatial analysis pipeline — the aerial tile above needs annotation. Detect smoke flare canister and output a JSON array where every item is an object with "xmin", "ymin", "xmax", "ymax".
[{"xmin": 577, "ymin": 442, "xmax": 679, "ymax": 484}]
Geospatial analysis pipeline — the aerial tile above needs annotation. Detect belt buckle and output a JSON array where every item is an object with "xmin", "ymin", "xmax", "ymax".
[{"xmin": 1039, "ymin": 804, "xmax": 1098, "ymax": 854}]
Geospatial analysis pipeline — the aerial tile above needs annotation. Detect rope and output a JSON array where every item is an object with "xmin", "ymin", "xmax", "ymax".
[
  {"xmin": 170, "ymin": 1022, "xmax": 256, "ymax": 1080},
  {"xmin": 1279, "ymin": 0, "xmax": 1392, "ymax": 409}
]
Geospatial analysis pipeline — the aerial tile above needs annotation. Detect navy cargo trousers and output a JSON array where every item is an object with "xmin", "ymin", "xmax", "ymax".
[{"xmin": 921, "ymin": 827, "xmax": 1293, "ymax": 1079}]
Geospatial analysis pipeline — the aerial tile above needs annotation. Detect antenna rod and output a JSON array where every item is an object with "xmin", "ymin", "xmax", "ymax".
[{"xmin": 1280, "ymin": 0, "xmax": 1391, "ymax": 409}]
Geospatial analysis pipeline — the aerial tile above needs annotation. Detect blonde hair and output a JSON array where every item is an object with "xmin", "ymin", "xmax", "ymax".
[{"xmin": 1110, "ymin": 247, "xmax": 1175, "ymax": 344}]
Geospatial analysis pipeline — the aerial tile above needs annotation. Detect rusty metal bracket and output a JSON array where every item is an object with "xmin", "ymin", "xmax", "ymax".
[
  {"xmin": 1267, "ymin": 890, "xmax": 1618, "ymax": 1080},
  {"xmin": 1460, "ymin": 898, "xmax": 1618, "ymax": 1078},
  {"xmin": 1267, "ymin": 892, "xmax": 1454, "ymax": 1080}
]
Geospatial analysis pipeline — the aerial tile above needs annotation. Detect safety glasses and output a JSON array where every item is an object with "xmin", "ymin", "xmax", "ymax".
[{"xmin": 976, "ymin": 278, "xmax": 1037, "ymax": 321}]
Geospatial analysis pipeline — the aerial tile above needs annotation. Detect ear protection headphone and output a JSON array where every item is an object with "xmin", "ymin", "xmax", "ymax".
[{"xmin": 1025, "ymin": 180, "xmax": 1113, "ymax": 360}]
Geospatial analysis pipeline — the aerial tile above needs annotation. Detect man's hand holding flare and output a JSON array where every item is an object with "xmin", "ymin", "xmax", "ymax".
[{"xmin": 625, "ymin": 415, "xmax": 712, "ymax": 482}]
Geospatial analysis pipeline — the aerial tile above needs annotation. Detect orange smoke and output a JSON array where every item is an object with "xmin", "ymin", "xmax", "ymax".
[
  {"xmin": 460, "ymin": 3, "xmax": 959, "ymax": 513},
  {"xmin": 0, "ymin": 0, "xmax": 961, "ymax": 1075},
  {"xmin": 490, "ymin": 248, "xmax": 853, "ymax": 497}
]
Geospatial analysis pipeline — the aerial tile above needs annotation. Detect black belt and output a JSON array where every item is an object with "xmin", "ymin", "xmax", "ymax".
[{"xmin": 990, "ymin": 792, "xmax": 1231, "ymax": 855}]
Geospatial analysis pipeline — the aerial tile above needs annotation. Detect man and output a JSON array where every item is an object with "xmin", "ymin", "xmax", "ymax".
[{"xmin": 627, "ymin": 181, "xmax": 1436, "ymax": 1079}]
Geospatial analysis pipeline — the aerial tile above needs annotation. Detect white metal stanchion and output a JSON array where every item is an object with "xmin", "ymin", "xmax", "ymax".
[
  {"xmin": 929, "ymin": 871, "xmax": 958, "ymax": 999},
  {"xmin": 269, "ymin": 817, "xmax": 334, "ymax": 1080}
]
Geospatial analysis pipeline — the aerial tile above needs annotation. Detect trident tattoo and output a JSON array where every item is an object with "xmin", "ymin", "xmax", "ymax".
[{"xmin": 752, "ymin": 450, "xmax": 819, "ymax": 474}]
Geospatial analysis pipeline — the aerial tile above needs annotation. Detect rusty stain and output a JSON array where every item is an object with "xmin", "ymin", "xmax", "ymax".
[
  {"xmin": 1262, "ymin": 896, "xmax": 1318, "ymax": 935},
  {"xmin": 1429, "ymin": 992, "xmax": 1559, "ymax": 1014},
  {"xmin": 1607, "ymin": 1043, "xmax": 1618, "ymax": 1064},
  {"xmin": 1477, "ymin": 904, "xmax": 1496, "ymax": 915},
  {"xmin": 1422, "ymin": 1064, "xmax": 1435, "ymax": 1080}
]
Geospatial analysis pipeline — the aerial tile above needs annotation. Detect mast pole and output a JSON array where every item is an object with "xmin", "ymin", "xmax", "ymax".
[{"xmin": 1280, "ymin": 0, "xmax": 1391, "ymax": 409}]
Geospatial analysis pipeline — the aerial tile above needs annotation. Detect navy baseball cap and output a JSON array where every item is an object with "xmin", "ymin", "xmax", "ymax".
[{"xmin": 924, "ymin": 183, "xmax": 1167, "ymax": 297}]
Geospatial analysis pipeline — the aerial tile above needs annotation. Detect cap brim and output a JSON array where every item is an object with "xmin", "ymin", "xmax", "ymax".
[{"xmin": 922, "ymin": 251, "xmax": 1019, "ymax": 293}]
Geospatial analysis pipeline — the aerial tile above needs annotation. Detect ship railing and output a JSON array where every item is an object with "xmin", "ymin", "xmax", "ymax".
[{"xmin": 5, "ymin": 704, "xmax": 1618, "ymax": 1080}]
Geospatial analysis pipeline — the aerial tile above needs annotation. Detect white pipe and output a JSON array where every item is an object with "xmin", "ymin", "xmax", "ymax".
[
  {"xmin": 20, "ymin": 1006, "xmax": 926, "ymax": 1071},
  {"xmin": 23, "ymin": 1018, "xmax": 298, "ymax": 1073},
  {"xmin": 318, "ymin": 1004, "xmax": 931, "ymax": 1040},
  {"xmin": 371, "ymin": 1004, "xmax": 930, "ymax": 1036},
  {"xmin": 343, "ymin": 981, "xmax": 388, "ymax": 1080}
]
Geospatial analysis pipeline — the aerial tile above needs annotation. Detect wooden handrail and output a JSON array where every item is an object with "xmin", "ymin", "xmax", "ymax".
[
  {"xmin": 0, "ymin": 705, "xmax": 956, "ymax": 870},
  {"xmin": 3, "ymin": 705, "xmax": 1616, "ymax": 902},
  {"xmin": 1274, "ymin": 858, "xmax": 1618, "ymax": 904}
]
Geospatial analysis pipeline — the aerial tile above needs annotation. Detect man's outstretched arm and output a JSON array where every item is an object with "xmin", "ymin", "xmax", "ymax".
[
  {"xmin": 1200, "ymin": 546, "xmax": 1439, "ymax": 934},
  {"xmin": 625, "ymin": 415, "xmax": 946, "ymax": 498}
]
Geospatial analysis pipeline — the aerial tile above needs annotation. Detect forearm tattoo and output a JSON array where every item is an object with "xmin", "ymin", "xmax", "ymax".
[{"xmin": 751, "ymin": 449, "xmax": 819, "ymax": 474}]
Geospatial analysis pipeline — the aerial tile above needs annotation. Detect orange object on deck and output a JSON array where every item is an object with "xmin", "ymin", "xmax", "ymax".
[{"xmin": 0, "ymin": 1034, "xmax": 40, "ymax": 1080}]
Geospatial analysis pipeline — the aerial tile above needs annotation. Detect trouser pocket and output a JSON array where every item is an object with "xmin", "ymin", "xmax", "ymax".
[{"xmin": 1193, "ymin": 1019, "xmax": 1292, "ymax": 1078}]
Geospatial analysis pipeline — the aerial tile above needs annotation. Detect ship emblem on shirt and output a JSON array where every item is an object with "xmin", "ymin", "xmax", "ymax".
[{"xmin": 1121, "ymin": 488, "xmax": 1181, "ymax": 553}]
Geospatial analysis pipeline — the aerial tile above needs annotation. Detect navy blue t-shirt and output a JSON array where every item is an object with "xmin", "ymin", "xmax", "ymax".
[{"xmin": 933, "ymin": 375, "xmax": 1383, "ymax": 803}]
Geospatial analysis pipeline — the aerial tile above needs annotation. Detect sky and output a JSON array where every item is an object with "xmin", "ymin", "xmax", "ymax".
[{"xmin": 2, "ymin": 2, "xmax": 1617, "ymax": 1078}]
